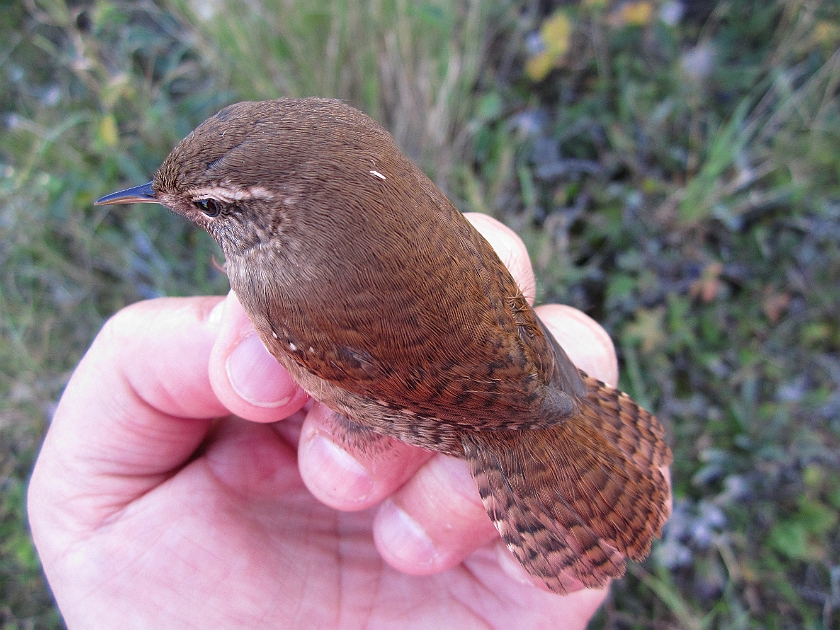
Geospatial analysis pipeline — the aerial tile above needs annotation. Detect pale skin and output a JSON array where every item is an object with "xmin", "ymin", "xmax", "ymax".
[{"xmin": 28, "ymin": 214, "xmax": 661, "ymax": 629}]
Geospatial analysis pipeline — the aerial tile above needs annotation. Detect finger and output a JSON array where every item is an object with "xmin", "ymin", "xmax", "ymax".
[
  {"xmin": 465, "ymin": 212, "xmax": 537, "ymax": 303},
  {"xmin": 466, "ymin": 544, "xmax": 610, "ymax": 627},
  {"xmin": 372, "ymin": 304, "xmax": 622, "ymax": 583},
  {"xmin": 202, "ymin": 415, "xmax": 305, "ymax": 500},
  {"xmin": 29, "ymin": 297, "xmax": 228, "ymax": 534},
  {"xmin": 373, "ymin": 454, "xmax": 498, "ymax": 575},
  {"xmin": 208, "ymin": 291, "xmax": 310, "ymax": 423},
  {"xmin": 298, "ymin": 403, "xmax": 434, "ymax": 510}
]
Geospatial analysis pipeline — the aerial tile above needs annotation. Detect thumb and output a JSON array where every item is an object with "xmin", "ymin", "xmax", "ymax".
[{"xmin": 208, "ymin": 290, "xmax": 310, "ymax": 422}]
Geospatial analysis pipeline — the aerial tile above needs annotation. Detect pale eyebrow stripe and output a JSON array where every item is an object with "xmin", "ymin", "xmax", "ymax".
[{"xmin": 186, "ymin": 185, "xmax": 275, "ymax": 202}]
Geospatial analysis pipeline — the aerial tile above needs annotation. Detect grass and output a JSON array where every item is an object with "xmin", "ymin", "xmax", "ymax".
[{"xmin": 2, "ymin": 0, "xmax": 839, "ymax": 628}]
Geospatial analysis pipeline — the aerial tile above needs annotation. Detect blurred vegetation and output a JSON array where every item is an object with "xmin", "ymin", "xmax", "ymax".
[{"xmin": 2, "ymin": 0, "xmax": 839, "ymax": 628}]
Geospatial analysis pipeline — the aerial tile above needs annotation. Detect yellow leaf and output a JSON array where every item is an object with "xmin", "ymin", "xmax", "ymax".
[
  {"xmin": 526, "ymin": 51, "xmax": 556, "ymax": 82},
  {"xmin": 814, "ymin": 20, "xmax": 840, "ymax": 47},
  {"xmin": 98, "ymin": 114, "xmax": 119, "ymax": 147},
  {"xmin": 621, "ymin": 1, "xmax": 653, "ymax": 26},
  {"xmin": 525, "ymin": 11, "xmax": 574, "ymax": 82},
  {"xmin": 540, "ymin": 11, "xmax": 572, "ymax": 57}
]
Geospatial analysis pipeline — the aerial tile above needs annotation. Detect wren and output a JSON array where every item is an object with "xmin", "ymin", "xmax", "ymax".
[{"xmin": 96, "ymin": 98, "xmax": 671, "ymax": 594}]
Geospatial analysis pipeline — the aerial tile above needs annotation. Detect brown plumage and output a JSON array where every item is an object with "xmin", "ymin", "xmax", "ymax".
[{"xmin": 96, "ymin": 98, "xmax": 672, "ymax": 593}]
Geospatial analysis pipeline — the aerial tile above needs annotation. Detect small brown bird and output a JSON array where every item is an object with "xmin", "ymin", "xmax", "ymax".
[{"xmin": 96, "ymin": 98, "xmax": 671, "ymax": 593}]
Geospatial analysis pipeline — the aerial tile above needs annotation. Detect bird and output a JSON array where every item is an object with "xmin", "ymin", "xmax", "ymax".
[{"xmin": 95, "ymin": 97, "xmax": 672, "ymax": 594}]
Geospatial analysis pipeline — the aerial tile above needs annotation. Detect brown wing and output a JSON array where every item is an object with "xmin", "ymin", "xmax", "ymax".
[{"xmin": 235, "ymin": 157, "xmax": 581, "ymax": 429}]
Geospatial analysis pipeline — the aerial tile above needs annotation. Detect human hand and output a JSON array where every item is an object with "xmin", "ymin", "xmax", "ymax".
[{"xmin": 28, "ymin": 214, "xmax": 637, "ymax": 629}]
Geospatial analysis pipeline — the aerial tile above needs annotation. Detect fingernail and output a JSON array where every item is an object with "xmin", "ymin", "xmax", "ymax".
[
  {"xmin": 303, "ymin": 434, "xmax": 374, "ymax": 503},
  {"xmin": 377, "ymin": 499, "xmax": 437, "ymax": 567},
  {"xmin": 207, "ymin": 298, "xmax": 226, "ymax": 327},
  {"xmin": 226, "ymin": 334, "xmax": 297, "ymax": 407}
]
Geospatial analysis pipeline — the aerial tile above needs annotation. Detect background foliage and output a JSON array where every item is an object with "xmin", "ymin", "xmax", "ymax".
[{"xmin": 2, "ymin": 0, "xmax": 839, "ymax": 628}]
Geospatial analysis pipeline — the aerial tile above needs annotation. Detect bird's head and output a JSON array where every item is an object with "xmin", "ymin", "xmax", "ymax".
[{"xmin": 95, "ymin": 98, "xmax": 397, "ymax": 259}]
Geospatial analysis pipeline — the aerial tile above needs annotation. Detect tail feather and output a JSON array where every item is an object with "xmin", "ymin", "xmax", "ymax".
[
  {"xmin": 463, "ymin": 378, "xmax": 671, "ymax": 593},
  {"xmin": 580, "ymin": 371, "xmax": 672, "ymax": 470},
  {"xmin": 465, "ymin": 430, "xmax": 627, "ymax": 591}
]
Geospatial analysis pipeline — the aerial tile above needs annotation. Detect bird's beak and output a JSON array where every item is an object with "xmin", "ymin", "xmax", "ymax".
[{"xmin": 94, "ymin": 182, "xmax": 158, "ymax": 206}]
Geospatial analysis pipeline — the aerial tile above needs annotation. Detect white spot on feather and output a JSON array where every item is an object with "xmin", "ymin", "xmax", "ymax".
[{"xmin": 370, "ymin": 170, "xmax": 386, "ymax": 180}]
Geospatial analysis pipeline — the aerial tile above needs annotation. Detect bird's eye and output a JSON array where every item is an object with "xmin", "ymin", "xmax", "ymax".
[{"xmin": 194, "ymin": 198, "xmax": 221, "ymax": 217}]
